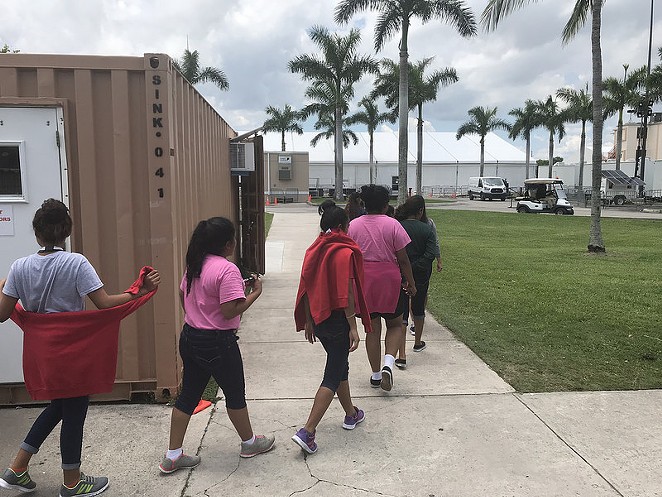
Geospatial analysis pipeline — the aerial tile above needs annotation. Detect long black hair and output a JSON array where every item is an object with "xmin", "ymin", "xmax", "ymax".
[
  {"xmin": 185, "ymin": 217, "xmax": 235, "ymax": 295},
  {"xmin": 320, "ymin": 206, "xmax": 349, "ymax": 232},
  {"xmin": 395, "ymin": 195, "xmax": 427, "ymax": 223},
  {"xmin": 32, "ymin": 198, "xmax": 72, "ymax": 246}
]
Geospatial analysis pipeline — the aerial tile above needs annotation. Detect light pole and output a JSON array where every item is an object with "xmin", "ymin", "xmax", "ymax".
[{"xmin": 639, "ymin": 0, "xmax": 654, "ymax": 194}]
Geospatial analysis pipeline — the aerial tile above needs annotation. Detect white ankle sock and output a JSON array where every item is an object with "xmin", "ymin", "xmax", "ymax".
[
  {"xmin": 371, "ymin": 372, "xmax": 382, "ymax": 381},
  {"xmin": 242, "ymin": 435, "xmax": 256, "ymax": 445},
  {"xmin": 384, "ymin": 354, "xmax": 395, "ymax": 370},
  {"xmin": 166, "ymin": 448, "xmax": 183, "ymax": 460}
]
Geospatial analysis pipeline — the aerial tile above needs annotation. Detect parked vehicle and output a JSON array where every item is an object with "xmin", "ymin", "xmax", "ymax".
[
  {"xmin": 468, "ymin": 176, "xmax": 508, "ymax": 201},
  {"xmin": 516, "ymin": 178, "xmax": 574, "ymax": 215}
]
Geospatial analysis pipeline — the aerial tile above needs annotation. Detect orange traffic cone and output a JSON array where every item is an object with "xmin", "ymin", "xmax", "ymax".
[
  {"xmin": 274, "ymin": 196, "xmax": 278, "ymax": 205},
  {"xmin": 308, "ymin": 194, "xmax": 312, "ymax": 202},
  {"xmin": 265, "ymin": 197, "xmax": 270, "ymax": 206}
]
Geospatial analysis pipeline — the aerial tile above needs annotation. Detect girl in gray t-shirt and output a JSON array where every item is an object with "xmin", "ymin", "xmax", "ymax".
[{"xmin": 0, "ymin": 199, "xmax": 159, "ymax": 497}]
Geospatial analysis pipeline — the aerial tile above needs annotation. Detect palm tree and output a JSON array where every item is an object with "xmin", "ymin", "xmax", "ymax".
[
  {"xmin": 336, "ymin": 0, "xmax": 477, "ymax": 204},
  {"xmin": 373, "ymin": 58, "xmax": 458, "ymax": 193},
  {"xmin": 603, "ymin": 65, "xmax": 646, "ymax": 170},
  {"xmin": 456, "ymin": 106, "xmax": 511, "ymax": 177},
  {"xmin": 509, "ymin": 100, "xmax": 539, "ymax": 180},
  {"xmin": 311, "ymin": 111, "xmax": 359, "ymax": 149},
  {"xmin": 482, "ymin": 0, "xmax": 606, "ymax": 252},
  {"xmin": 557, "ymin": 85, "xmax": 592, "ymax": 189},
  {"xmin": 174, "ymin": 49, "xmax": 229, "ymax": 90},
  {"xmin": 534, "ymin": 96, "xmax": 566, "ymax": 177},
  {"xmin": 649, "ymin": 48, "xmax": 662, "ymax": 103},
  {"xmin": 348, "ymin": 97, "xmax": 395, "ymax": 184},
  {"xmin": 289, "ymin": 26, "xmax": 376, "ymax": 201},
  {"xmin": 262, "ymin": 105, "xmax": 304, "ymax": 152}
]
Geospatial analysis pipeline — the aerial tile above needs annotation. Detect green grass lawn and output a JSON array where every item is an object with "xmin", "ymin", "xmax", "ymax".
[
  {"xmin": 265, "ymin": 212, "xmax": 274, "ymax": 236},
  {"xmin": 426, "ymin": 210, "xmax": 662, "ymax": 392}
]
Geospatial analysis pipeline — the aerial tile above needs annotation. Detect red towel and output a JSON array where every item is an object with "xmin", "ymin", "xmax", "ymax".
[
  {"xmin": 10, "ymin": 266, "xmax": 157, "ymax": 400},
  {"xmin": 294, "ymin": 230, "xmax": 372, "ymax": 333}
]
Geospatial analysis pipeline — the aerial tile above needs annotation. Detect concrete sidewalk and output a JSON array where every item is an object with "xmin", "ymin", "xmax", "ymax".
[{"xmin": 0, "ymin": 204, "xmax": 660, "ymax": 497}]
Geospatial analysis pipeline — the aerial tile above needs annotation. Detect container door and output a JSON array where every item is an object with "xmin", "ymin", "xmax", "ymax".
[
  {"xmin": 0, "ymin": 106, "xmax": 67, "ymax": 383},
  {"xmin": 239, "ymin": 135, "xmax": 265, "ymax": 275}
]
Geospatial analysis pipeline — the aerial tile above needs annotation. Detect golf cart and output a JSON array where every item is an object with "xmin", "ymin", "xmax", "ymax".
[{"xmin": 516, "ymin": 178, "xmax": 574, "ymax": 215}]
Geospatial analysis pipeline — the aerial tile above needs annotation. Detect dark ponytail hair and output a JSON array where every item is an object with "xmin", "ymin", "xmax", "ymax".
[
  {"xmin": 185, "ymin": 217, "xmax": 235, "ymax": 295},
  {"xmin": 395, "ymin": 195, "xmax": 427, "ymax": 223},
  {"xmin": 318, "ymin": 199, "xmax": 336, "ymax": 216},
  {"xmin": 32, "ymin": 198, "xmax": 72, "ymax": 246},
  {"xmin": 320, "ymin": 206, "xmax": 349, "ymax": 232}
]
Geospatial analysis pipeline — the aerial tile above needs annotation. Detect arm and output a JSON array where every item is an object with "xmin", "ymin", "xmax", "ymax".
[
  {"xmin": 412, "ymin": 227, "xmax": 439, "ymax": 273},
  {"xmin": 0, "ymin": 279, "xmax": 18, "ymax": 323},
  {"xmin": 219, "ymin": 274, "xmax": 262, "ymax": 319},
  {"xmin": 302, "ymin": 293, "xmax": 315, "ymax": 344},
  {"xmin": 395, "ymin": 248, "xmax": 417, "ymax": 297},
  {"xmin": 88, "ymin": 269, "xmax": 161, "ymax": 310},
  {"xmin": 345, "ymin": 278, "xmax": 360, "ymax": 352},
  {"xmin": 429, "ymin": 221, "xmax": 443, "ymax": 272}
]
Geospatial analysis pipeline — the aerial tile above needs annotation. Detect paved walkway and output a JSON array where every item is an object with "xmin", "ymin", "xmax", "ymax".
[{"xmin": 0, "ymin": 205, "xmax": 660, "ymax": 497}]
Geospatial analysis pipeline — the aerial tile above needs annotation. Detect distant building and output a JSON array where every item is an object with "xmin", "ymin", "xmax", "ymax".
[
  {"xmin": 259, "ymin": 129, "xmax": 527, "ymax": 195},
  {"xmin": 617, "ymin": 116, "xmax": 662, "ymax": 161}
]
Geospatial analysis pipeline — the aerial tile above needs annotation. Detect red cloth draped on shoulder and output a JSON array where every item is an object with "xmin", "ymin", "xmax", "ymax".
[
  {"xmin": 294, "ymin": 230, "xmax": 372, "ymax": 333},
  {"xmin": 10, "ymin": 266, "xmax": 157, "ymax": 401}
]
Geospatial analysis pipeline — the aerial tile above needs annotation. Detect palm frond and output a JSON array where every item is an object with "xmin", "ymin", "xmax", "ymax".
[
  {"xmin": 481, "ymin": 0, "xmax": 539, "ymax": 32},
  {"xmin": 561, "ymin": 0, "xmax": 590, "ymax": 45},
  {"xmin": 197, "ymin": 67, "xmax": 229, "ymax": 90}
]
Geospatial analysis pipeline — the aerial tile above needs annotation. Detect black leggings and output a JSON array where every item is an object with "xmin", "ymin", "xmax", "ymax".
[
  {"xmin": 175, "ymin": 324, "xmax": 247, "ymax": 415},
  {"xmin": 21, "ymin": 396, "xmax": 89, "ymax": 470},
  {"xmin": 314, "ymin": 311, "xmax": 350, "ymax": 392}
]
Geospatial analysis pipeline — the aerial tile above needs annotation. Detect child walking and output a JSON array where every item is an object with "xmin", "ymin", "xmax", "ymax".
[
  {"xmin": 0, "ymin": 199, "xmax": 160, "ymax": 497},
  {"xmin": 160, "ymin": 217, "xmax": 274, "ymax": 474},
  {"xmin": 293, "ymin": 206, "xmax": 372, "ymax": 453}
]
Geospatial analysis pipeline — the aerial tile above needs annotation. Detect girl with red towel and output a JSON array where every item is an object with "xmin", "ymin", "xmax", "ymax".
[
  {"xmin": 292, "ymin": 206, "xmax": 372, "ymax": 454},
  {"xmin": 0, "ymin": 199, "xmax": 160, "ymax": 497}
]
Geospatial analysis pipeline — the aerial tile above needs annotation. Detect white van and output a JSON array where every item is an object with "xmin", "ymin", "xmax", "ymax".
[{"xmin": 468, "ymin": 177, "xmax": 508, "ymax": 201}]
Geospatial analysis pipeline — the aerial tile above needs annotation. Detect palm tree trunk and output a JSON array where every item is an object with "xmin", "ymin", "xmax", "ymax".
[
  {"xmin": 548, "ymin": 130, "xmax": 554, "ymax": 177},
  {"xmin": 615, "ymin": 109, "xmax": 624, "ymax": 170},
  {"xmin": 525, "ymin": 136, "xmax": 531, "ymax": 179},
  {"xmin": 281, "ymin": 129, "xmax": 286, "ymax": 152},
  {"xmin": 335, "ymin": 105, "xmax": 344, "ymax": 201},
  {"xmin": 369, "ymin": 131, "xmax": 375, "ymax": 185},
  {"xmin": 579, "ymin": 120, "xmax": 586, "ymax": 190},
  {"xmin": 589, "ymin": 0, "xmax": 605, "ymax": 252},
  {"xmin": 480, "ymin": 137, "xmax": 485, "ymax": 177},
  {"xmin": 416, "ymin": 104, "xmax": 423, "ymax": 195},
  {"xmin": 398, "ymin": 20, "xmax": 410, "ymax": 204}
]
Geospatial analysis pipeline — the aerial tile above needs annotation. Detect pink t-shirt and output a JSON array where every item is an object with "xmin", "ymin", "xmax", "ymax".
[
  {"xmin": 180, "ymin": 255, "xmax": 246, "ymax": 330},
  {"xmin": 348, "ymin": 214, "xmax": 411, "ymax": 263}
]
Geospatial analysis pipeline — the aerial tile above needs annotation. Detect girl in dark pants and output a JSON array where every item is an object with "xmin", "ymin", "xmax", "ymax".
[
  {"xmin": 160, "ymin": 217, "xmax": 274, "ymax": 474},
  {"xmin": 0, "ymin": 199, "xmax": 160, "ymax": 497},
  {"xmin": 293, "ymin": 207, "xmax": 372, "ymax": 454},
  {"xmin": 395, "ymin": 195, "xmax": 438, "ymax": 367}
]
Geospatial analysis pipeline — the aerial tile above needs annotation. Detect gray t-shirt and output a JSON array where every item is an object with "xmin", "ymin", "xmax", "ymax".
[{"xmin": 3, "ymin": 251, "xmax": 103, "ymax": 313}]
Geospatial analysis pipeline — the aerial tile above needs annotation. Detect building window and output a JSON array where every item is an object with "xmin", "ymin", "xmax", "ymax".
[{"xmin": 0, "ymin": 146, "xmax": 22, "ymax": 196}]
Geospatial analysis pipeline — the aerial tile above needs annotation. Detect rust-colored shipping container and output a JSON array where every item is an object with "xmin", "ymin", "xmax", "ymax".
[{"xmin": 0, "ymin": 53, "xmax": 264, "ymax": 404}]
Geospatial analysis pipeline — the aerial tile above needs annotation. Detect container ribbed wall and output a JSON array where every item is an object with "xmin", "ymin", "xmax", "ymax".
[{"xmin": 0, "ymin": 53, "xmax": 237, "ymax": 403}]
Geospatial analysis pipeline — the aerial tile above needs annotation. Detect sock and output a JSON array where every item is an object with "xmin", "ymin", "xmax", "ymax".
[
  {"xmin": 384, "ymin": 354, "xmax": 395, "ymax": 370},
  {"xmin": 371, "ymin": 372, "xmax": 382, "ymax": 381},
  {"xmin": 242, "ymin": 435, "xmax": 256, "ymax": 445},
  {"xmin": 9, "ymin": 468, "xmax": 27, "ymax": 475},
  {"xmin": 166, "ymin": 448, "xmax": 183, "ymax": 460}
]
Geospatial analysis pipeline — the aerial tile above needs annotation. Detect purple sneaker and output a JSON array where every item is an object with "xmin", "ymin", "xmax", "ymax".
[
  {"xmin": 292, "ymin": 428, "xmax": 317, "ymax": 454},
  {"xmin": 342, "ymin": 407, "xmax": 365, "ymax": 430}
]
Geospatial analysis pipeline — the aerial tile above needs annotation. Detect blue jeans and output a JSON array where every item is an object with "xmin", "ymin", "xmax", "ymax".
[
  {"xmin": 21, "ymin": 396, "xmax": 89, "ymax": 470},
  {"xmin": 174, "ymin": 324, "xmax": 247, "ymax": 415}
]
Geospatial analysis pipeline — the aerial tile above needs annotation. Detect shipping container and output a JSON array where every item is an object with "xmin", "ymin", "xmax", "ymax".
[{"xmin": 0, "ymin": 53, "xmax": 264, "ymax": 404}]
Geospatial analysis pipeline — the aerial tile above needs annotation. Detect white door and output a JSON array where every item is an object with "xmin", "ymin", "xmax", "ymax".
[{"xmin": 0, "ymin": 106, "xmax": 68, "ymax": 383}]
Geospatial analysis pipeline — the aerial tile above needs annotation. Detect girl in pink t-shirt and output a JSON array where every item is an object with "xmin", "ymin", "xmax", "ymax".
[
  {"xmin": 347, "ymin": 185, "xmax": 416, "ymax": 392},
  {"xmin": 160, "ymin": 217, "xmax": 275, "ymax": 475}
]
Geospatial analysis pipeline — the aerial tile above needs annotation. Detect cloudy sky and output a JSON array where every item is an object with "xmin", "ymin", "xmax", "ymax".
[{"xmin": 2, "ymin": 0, "xmax": 661, "ymax": 163}]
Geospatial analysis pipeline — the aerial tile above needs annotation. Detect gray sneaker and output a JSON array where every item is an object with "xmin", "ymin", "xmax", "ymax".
[
  {"xmin": 159, "ymin": 453, "xmax": 201, "ymax": 474},
  {"xmin": 58, "ymin": 473, "xmax": 108, "ymax": 497},
  {"xmin": 240, "ymin": 434, "xmax": 276, "ymax": 458},
  {"xmin": 0, "ymin": 467, "xmax": 36, "ymax": 493}
]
